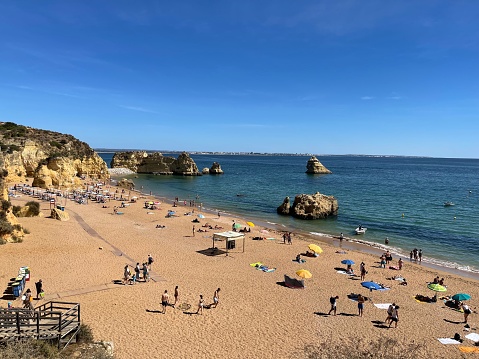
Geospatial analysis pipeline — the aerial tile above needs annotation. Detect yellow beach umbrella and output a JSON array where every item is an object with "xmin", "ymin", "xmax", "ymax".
[
  {"xmin": 308, "ymin": 244, "xmax": 323, "ymax": 254},
  {"xmin": 246, "ymin": 221, "xmax": 255, "ymax": 227},
  {"xmin": 296, "ymin": 269, "xmax": 312, "ymax": 279}
]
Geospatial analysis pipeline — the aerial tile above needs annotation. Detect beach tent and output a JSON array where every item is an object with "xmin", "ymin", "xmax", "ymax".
[{"xmin": 212, "ymin": 231, "xmax": 245, "ymax": 255}]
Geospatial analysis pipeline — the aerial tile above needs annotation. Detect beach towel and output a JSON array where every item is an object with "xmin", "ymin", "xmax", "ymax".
[
  {"xmin": 116, "ymin": 212, "xmax": 124, "ymax": 215},
  {"xmin": 266, "ymin": 238, "xmax": 276, "ymax": 240},
  {"xmin": 336, "ymin": 270, "xmax": 354, "ymax": 275},
  {"xmin": 459, "ymin": 347, "xmax": 479, "ymax": 353},
  {"xmin": 250, "ymin": 262, "xmax": 262, "ymax": 267},
  {"xmin": 466, "ymin": 333, "xmax": 479, "ymax": 342},
  {"xmin": 437, "ymin": 338, "xmax": 462, "ymax": 345},
  {"xmin": 389, "ymin": 266, "xmax": 399, "ymax": 270},
  {"xmin": 262, "ymin": 267, "xmax": 276, "ymax": 273},
  {"xmin": 374, "ymin": 303, "xmax": 392, "ymax": 310}
]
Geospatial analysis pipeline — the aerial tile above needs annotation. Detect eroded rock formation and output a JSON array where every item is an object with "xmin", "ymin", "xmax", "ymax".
[
  {"xmin": 209, "ymin": 162, "xmax": 224, "ymax": 174},
  {"xmin": 117, "ymin": 178, "xmax": 135, "ymax": 190},
  {"xmin": 111, "ymin": 151, "xmax": 200, "ymax": 176},
  {"xmin": 0, "ymin": 122, "xmax": 109, "ymax": 188},
  {"xmin": 277, "ymin": 192, "xmax": 338, "ymax": 219},
  {"xmin": 306, "ymin": 156, "xmax": 332, "ymax": 174}
]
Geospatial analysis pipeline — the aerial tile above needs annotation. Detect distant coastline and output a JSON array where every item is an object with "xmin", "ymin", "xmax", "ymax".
[{"xmin": 95, "ymin": 148, "xmax": 434, "ymax": 158}]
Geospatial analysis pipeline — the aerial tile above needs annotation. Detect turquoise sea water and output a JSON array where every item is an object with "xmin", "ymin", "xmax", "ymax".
[{"xmin": 99, "ymin": 153, "xmax": 479, "ymax": 274}]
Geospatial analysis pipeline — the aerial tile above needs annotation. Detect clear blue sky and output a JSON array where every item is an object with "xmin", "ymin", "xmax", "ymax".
[{"xmin": 1, "ymin": 1, "xmax": 478, "ymax": 158}]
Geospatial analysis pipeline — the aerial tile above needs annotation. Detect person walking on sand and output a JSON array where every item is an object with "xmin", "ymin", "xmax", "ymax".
[
  {"xmin": 385, "ymin": 303, "xmax": 396, "ymax": 323},
  {"xmin": 388, "ymin": 305, "xmax": 399, "ymax": 328},
  {"xmin": 462, "ymin": 303, "xmax": 472, "ymax": 323},
  {"xmin": 193, "ymin": 225, "xmax": 195, "ymax": 237},
  {"xmin": 357, "ymin": 294, "xmax": 365, "ymax": 317},
  {"xmin": 161, "ymin": 290, "xmax": 169, "ymax": 314},
  {"xmin": 142, "ymin": 263, "xmax": 149, "ymax": 282},
  {"xmin": 123, "ymin": 265, "xmax": 131, "ymax": 285},
  {"xmin": 173, "ymin": 286, "xmax": 179, "ymax": 308},
  {"xmin": 328, "ymin": 295, "xmax": 339, "ymax": 316},
  {"xmin": 196, "ymin": 294, "xmax": 205, "ymax": 315},
  {"xmin": 211, "ymin": 288, "xmax": 220, "ymax": 308},
  {"xmin": 398, "ymin": 258, "xmax": 403, "ymax": 270},
  {"xmin": 35, "ymin": 279, "xmax": 43, "ymax": 300},
  {"xmin": 147, "ymin": 254, "xmax": 154, "ymax": 270},
  {"xmin": 418, "ymin": 249, "xmax": 423, "ymax": 262}
]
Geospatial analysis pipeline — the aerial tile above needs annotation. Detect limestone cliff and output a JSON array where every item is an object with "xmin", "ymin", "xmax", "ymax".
[
  {"xmin": 305, "ymin": 156, "xmax": 332, "ymax": 174},
  {"xmin": 0, "ymin": 122, "xmax": 109, "ymax": 188},
  {"xmin": 111, "ymin": 151, "xmax": 200, "ymax": 176}
]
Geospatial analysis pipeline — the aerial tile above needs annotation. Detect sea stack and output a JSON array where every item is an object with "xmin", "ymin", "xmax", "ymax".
[
  {"xmin": 277, "ymin": 192, "xmax": 338, "ymax": 219},
  {"xmin": 209, "ymin": 162, "xmax": 224, "ymax": 174},
  {"xmin": 305, "ymin": 156, "xmax": 332, "ymax": 174}
]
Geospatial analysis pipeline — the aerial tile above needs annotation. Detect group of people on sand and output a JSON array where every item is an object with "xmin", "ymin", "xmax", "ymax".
[
  {"xmin": 282, "ymin": 232, "xmax": 292, "ymax": 244},
  {"xmin": 123, "ymin": 254, "xmax": 154, "ymax": 285},
  {"xmin": 327, "ymin": 294, "xmax": 368, "ymax": 318},
  {"xmin": 160, "ymin": 287, "xmax": 221, "ymax": 315}
]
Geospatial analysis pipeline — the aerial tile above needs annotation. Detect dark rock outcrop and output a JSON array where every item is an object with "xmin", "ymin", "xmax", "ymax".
[
  {"xmin": 209, "ymin": 162, "xmax": 224, "ymax": 174},
  {"xmin": 117, "ymin": 178, "xmax": 135, "ymax": 190},
  {"xmin": 110, "ymin": 151, "xmax": 200, "ymax": 176},
  {"xmin": 277, "ymin": 192, "xmax": 338, "ymax": 219},
  {"xmin": 306, "ymin": 156, "xmax": 332, "ymax": 174}
]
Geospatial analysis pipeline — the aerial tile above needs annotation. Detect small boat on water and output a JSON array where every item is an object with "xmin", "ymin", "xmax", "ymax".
[
  {"xmin": 355, "ymin": 227, "xmax": 367, "ymax": 235},
  {"xmin": 444, "ymin": 202, "xmax": 455, "ymax": 207}
]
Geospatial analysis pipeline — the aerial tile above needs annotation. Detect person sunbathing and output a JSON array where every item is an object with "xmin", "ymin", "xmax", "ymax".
[
  {"xmin": 197, "ymin": 228, "xmax": 209, "ymax": 232},
  {"xmin": 203, "ymin": 223, "xmax": 210, "ymax": 228},
  {"xmin": 214, "ymin": 225, "xmax": 223, "ymax": 229}
]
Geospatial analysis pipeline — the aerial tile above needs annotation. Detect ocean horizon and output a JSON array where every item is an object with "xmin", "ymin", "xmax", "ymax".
[{"xmin": 99, "ymin": 152, "xmax": 479, "ymax": 275}]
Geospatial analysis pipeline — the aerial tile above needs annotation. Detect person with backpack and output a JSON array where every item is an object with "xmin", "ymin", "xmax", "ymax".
[{"xmin": 328, "ymin": 295, "xmax": 339, "ymax": 315}]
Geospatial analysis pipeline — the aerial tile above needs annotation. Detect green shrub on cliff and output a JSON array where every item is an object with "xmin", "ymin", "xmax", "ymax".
[{"xmin": 25, "ymin": 201, "xmax": 40, "ymax": 216}]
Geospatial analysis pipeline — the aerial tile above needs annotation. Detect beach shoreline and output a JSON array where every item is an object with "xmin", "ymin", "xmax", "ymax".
[{"xmin": 2, "ymin": 178, "xmax": 479, "ymax": 358}]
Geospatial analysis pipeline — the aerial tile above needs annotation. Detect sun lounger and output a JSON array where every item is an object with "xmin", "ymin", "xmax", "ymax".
[
  {"xmin": 284, "ymin": 275, "xmax": 305, "ymax": 289},
  {"xmin": 465, "ymin": 333, "xmax": 479, "ymax": 342},
  {"xmin": 437, "ymin": 338, "xmax": 461, "ymax": 345}
]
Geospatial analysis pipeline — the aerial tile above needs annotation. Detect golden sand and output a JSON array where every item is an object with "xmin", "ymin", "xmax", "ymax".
[{"xmin": 1, "ymin": 184, "xmax": 478, "ymax": 358}]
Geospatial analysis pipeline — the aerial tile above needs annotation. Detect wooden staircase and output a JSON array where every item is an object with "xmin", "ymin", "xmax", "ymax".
[{"xmin": 0, "ymin": 301, "xmax": 80, "ymax": 349}]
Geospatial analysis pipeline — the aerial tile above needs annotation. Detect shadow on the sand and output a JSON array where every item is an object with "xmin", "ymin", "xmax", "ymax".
[
  {"xmin": 183, "ymin": 311, "xmax": 199, "ymax": 316},
  {"xmin": 338, "ymin": 313, "xmax": 356, "ymax": 317},
  {"xmin": 112, "ymin": 280, "xmax": 124, "ymax": 285},
  {"xmin": 444, "ymin": 319, "xmax": 464, "ymax": 325},
  {"xmin": 314, "ymin": 312, "xmax": 329, "ymax": 317},
  {"xmin": 276, "ymin": 281, "xmax": 287, "ymax": 288},
  {"xmin": 334, "ymin": 267, "xmax": 346, "ymax": 272},
  {"xmin": 146, "ymin": 309, "xmax": 163, "ymax": 314}
]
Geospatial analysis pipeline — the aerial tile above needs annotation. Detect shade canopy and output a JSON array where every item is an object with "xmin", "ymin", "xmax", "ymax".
[
  {"xmin": 308, "ymin": 244, "xmax": 323, "ymax": 254},
  {"xmin": 341, "ymin": 259, "xmax": 355, "ymax": 265},
  {"xmin": 427, "ymin": 283, "xmax": 447, "ymax": 292},
  {"xmin": 296, "ymin": 269, "xmax": 312, "ymax": 279},
  {"xmin": 451, "ymin": 293, "xmax": 471, "ymax": 301}
]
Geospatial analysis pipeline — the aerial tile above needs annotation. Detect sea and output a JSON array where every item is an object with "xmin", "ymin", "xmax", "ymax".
[{"xmin": 98, "ymin": 153, "xmax": 479, "ymax": 275}]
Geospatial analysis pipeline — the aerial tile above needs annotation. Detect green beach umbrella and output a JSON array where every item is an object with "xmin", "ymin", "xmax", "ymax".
[
  {"xmin": 233, "ymin": 223, "xmax": 242, "ymax": 229},
  {"xmin": 427, "ymin": 283, "xmax": 447, "ymax": 292}
]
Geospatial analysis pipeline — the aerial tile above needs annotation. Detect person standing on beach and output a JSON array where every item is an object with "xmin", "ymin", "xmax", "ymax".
[
  {"xmin": 142, "ymin": 263, "xmax": 149, "ymax": 282},
  {"xmin": 135, "ymin": 263, "xmax": 141, "ymax": 280},
  {"xmin": 287, "ymin": 232, "xmax": 292, "ymax": 245},
  {"xmin": 173, "ymin": 286, "xmax": 179, "ymax": 308},
  {"xmin": 357, "ymin": 294, "xmax": 365, "ymax": 317},
  {"xmin": 360, "ymin": 262, "xmax": 367, "ymax": 281},
  {"xmin": 398, "ymin": 258, "xmax": 403, "ymax": 270},
  {"xmin": 35, "ymin": 279, "xmax": 43, "ymax": 300},
  {"xmin": 196, "ymin": 294, "xmax": 204, "ymax": 315},
  {"xmin": 339, "ymin": 233, "xmax": 344, "ymax": 242},
  {"xmin": 385, "ymin": 303, "xmax": 396, "ymax": 323},
  {"xmin": 418, "ymin": 249, "xmax": 423, "ymax": 262},
  {"xmin": 462, "ymin": 303, "xmax": 472, "ymax": 323},
  {"xmin": 193, "ymin": 225, "xmax": 195, "ymax": 237},
  {"xmin": 211, "ymin": 288, "xmax": 220, "ymax": 308},
  {"xmin": 123, "ymin": 265, "xmax": 131, "ymax": 285},
  {"xmin": 147, "ymin": 254, "xmax": 154, "ymax": 270},
  {"xmin": 328, "ymin": 296, "xmax": 339, "ymax": 316},
  {"xmin": 161, "ymin": 290, "xmax": 169, "ymax": 314}
]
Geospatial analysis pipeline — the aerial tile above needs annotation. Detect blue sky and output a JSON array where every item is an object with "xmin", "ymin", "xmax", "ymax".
[{"xmin": 1, "ymin": 1, "xmax": 478, "ymax": 158}]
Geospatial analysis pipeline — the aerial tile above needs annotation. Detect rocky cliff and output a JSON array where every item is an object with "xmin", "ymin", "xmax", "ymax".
[
  {"xmin": 305, "ymin": 156, "xmax": 332, "ymax": 174},
  {"xmin": 0, "ymin": 122, "xmax": 109, "ymax": 188},
  {"xmin": 111, "ymin": 151, "xmax": 200, "ymax": 175},
  {"xmin": 277, "ymin": 192, "xmax": 338, "ymax": 219}
]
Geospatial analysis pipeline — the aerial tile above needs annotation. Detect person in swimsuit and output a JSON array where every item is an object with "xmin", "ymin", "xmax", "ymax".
[
  {"xmin": 196, "ymin": 294, "xmax": 204, "ymax": 315},
  {"xmin": 357, "ymin": 294, "xmax": 365, "ymax": 317},
  {"xmin": 161, "ymin": 290, "xmax": 169, "ymax": 314},
  {"xmin": 328, "ymin": 295, "xmax": 339, "ymax": 316},
  {"xmin": 173, "ymin": 286, "xmax": 179, "ymax": 308},
  {"xmin": 211, "ymin": 288, "xmax": 220, "ymax": 308}
]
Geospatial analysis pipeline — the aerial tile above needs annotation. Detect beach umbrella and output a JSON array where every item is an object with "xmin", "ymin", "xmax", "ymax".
[
  {"xmin": 452, "ymin": 293, "xmax": 471, "ymax": 301},
  {"xmin": 308, "ymin": 244, "xmax": 323, "ymax": 254},
  {"xmin": 361, "ymin": 281, "xmax": 382, "ymax": 291},
  {"xmin": 341, "ymin": 259, "xmax": 355, "ymax": 265},
  {"xmin": 296, "ymin": 269, "xmax": 312, "ymax": 279},
  {"xmin": 427, "ymin": 283, "xmax": 447, "ymax": 292},
  {"xmin": 246, "ymin": 221, "xmax": 255, "ymax": 227},
  {"xmin": 198, "ymin": 214, "xmax": 205, "ymax": 219},
  {"xmin": 233, "ymin": 223, "xmax": 242, "ymax": 229}
]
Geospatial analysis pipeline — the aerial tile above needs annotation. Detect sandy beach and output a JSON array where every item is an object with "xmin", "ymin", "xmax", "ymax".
[{"xmin": 1, "ymin": 181, "xmax": 479, "ymax": 358}]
